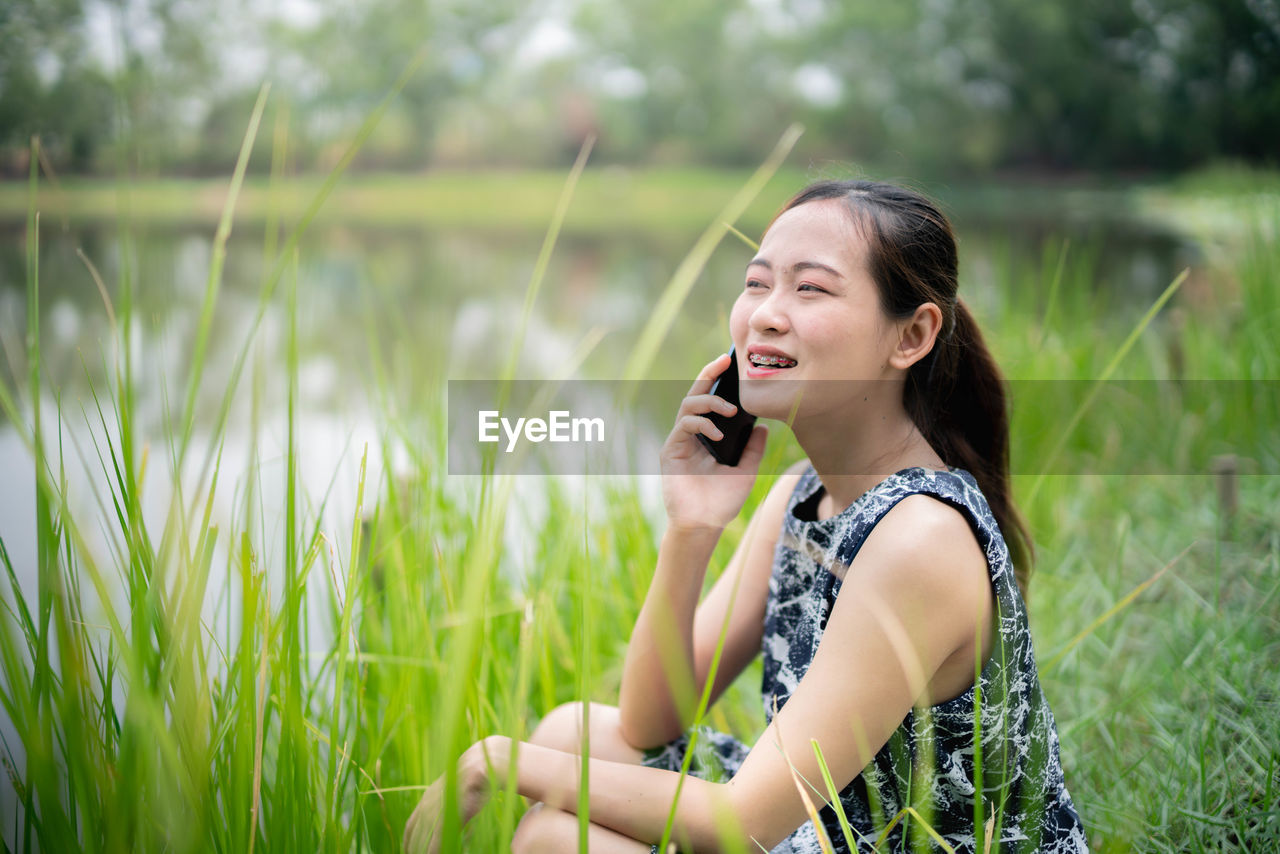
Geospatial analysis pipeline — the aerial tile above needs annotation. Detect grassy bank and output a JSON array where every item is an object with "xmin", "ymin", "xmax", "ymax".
[
  {"xmin": 0, "ymin": 141, "xmax": 1277, "ymax": 854},
  {"xmin": 3, "ymin": 165, "xmax": 1275, "ymax": 240},
  {"xmin": 0, "ymin": 168, "xmax": 812, "ymax": 236}
]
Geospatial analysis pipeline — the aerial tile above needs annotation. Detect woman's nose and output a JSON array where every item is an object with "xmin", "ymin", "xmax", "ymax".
[{"xmin": 749, "ymin": 291, "xmax": 790, "ymax": 334}]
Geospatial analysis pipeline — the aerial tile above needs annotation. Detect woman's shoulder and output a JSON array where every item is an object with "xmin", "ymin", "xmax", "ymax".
[
  {"xmin": 871, "ymin": 490, "xmax": 983, "ymax": 556},
  {"xmin": 862, "ymin": 469, "xmax": 993, "ymax": 574},
  {"xmin": 848, "ymin": 490, "xmax": 993, "ymax": 639},
  {"xmin": 855, "ymin": 467, "xmax": 1026, "ymax": 613},
  {"xmin": 859, "ymin": 467, "xmax": 995, "ymax": 536}
]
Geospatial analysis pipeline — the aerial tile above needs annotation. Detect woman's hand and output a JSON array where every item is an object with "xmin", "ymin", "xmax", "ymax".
[
  {"xmin": 661, "ymin": 353, "xmax": 768, "ymax": 531},
  {"xmin": 403, "ymin": 737, "xmax": 509, "ymax": 854},
  {"xmin": 402, "ymin": 775, "xmax": 447, "ymax": 854}
]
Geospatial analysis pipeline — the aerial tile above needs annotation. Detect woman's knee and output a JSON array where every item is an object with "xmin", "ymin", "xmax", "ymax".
[
  {"xmin": 527, "ymin": 702, "xmax": 644, "ymax": 764},
  {"xmin": 511, "ymin": 804, "xmax": 573, "ymax": 854},
  {"xmin": 512, "ymin": 804, "xmax": 656, "ymax": 854},
  {"xmin": 527, "ymin": 701, "xmax": 587, "ymax": 752}
]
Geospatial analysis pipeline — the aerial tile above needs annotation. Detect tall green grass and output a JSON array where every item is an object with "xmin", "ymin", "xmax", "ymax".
[{"xmin": 1, "ymin": 94, "xmax": 1277, "ymax": 854}]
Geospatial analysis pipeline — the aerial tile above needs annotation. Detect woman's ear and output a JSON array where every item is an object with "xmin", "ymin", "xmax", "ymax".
[{"xmin": 888, "ymin": 302, "xmax": 943, "ymax": 370}]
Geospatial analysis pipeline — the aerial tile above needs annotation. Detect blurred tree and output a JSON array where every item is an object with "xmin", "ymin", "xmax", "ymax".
[
  {"xmin": 0, "ymin": 0, "xmax": 114, "ymax": 174},
  {"xmin": 98, "ymin": 0, "xmax": 225, "ymax": 173},
  {"xmin": 266, "ymin": 0, "xmax": 543, "ymax": 170},
  {"xmin": 1, "ymin": 0, "xmax": 1277, "ymax": 175},
  {"xmin": 932, "ymin": 0, "xmax": 1280, "ymax": 170},
  {"xmin": 1158, "ymin": 0, "xmax": 1280, "ymax": 164},
  {"xmin": 763, "ymin": 1, "xmax": 959, "ymax": 171},
  {"xmin": 575, "ymin": 0, "xmax": 790, "ymax": 164},
  {"xmin": 767, "ymin": 0, "xmax": 1280, "ymax": 173}
]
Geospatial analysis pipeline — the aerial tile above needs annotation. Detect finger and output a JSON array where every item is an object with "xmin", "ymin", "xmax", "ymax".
[
  {"xmin": 673, "ymin": 414, "xmax": 723, "ymax": 442},
  {"xmin": 678, "ymin": 392, "xmax": 737, "ymax": 419},
  {"xmin": 403, "ymin": 815, "xmax": 416, "ymax": 853},
  {"xmin": 686, "ymin": 352, "xmax": 732, "ymax": 397},
  {"xmin": 411, "ymin": 810, "xmax": 430, "ymax": 854}
]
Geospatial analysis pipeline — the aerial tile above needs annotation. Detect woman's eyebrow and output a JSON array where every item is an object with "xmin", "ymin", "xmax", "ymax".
[{"xmin": 747, "ymin": 257, "xmax": 844, "ymax": 278}]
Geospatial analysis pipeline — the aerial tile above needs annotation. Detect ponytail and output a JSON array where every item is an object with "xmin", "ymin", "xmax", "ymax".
[{"xmin": 907, "ymin": 299, "xmax": 1033, "ymax": 592}]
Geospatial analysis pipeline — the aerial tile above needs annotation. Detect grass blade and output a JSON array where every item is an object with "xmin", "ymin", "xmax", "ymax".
[
  {"xmin": 177, "ymin": 83, "xmax": 271, "ymax": 457},
  {"xmin": 502, "ymin": 135, "xmax": 595, "ymax": 384},
  {"xmin": 1024, "ymin": 268, "xmax": 1190, "ymax": 510},
  {"xmin": 1042, "ymin": 543, "xmax": 1192, "ymax": 672}
]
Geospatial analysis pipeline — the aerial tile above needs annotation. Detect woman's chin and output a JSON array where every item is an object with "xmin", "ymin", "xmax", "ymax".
[{"xmin": 739, "ymin": 382, "xmax": 807, "ymax": 422}]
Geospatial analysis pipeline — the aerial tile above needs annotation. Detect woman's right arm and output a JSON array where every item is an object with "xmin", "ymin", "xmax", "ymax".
[
  {"xmin": 618, "ymin": 520, "xmax": 725, "ymax": 749},
  {"xmin": 618, "ymin": 471, "xmax": 800, "ymax": 749},
  {"xmin": 617, "ymin": 354, "xmax": 799, "ymax": 749}
]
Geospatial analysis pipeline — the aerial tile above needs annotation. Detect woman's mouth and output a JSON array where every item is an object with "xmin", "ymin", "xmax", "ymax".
[{"xmin": 748, "ymin": 353, "xmax": 797, "ymax": 369}]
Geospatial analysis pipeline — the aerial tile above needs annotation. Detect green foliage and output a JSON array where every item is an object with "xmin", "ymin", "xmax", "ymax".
[
  {"xmin": 933, "ymin": 0, "xmax": 1280, "ymax": 171},
  {"xmin": 0, "ymin": 0, "xmax": 114, "ymax": 173},
  {"xmin": 4, "ymin": 0, "xmax": 1280, "ymax": 175}
]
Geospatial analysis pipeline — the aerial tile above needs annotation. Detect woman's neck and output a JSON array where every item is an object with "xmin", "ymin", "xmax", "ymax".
[{"xmin": 792, "ymin": 404, "xmax": 945, "ymax": 519}]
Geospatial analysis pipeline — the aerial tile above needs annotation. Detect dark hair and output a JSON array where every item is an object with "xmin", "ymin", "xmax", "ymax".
[{"xmin": 780, "ymin": 179, "xmax": 1033, "ymax": 590}]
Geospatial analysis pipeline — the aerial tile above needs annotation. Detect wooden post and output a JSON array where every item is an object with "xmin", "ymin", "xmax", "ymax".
[{"xmin": 1210, "ymin": 454, "xmax": 1238, "ymax": 539}]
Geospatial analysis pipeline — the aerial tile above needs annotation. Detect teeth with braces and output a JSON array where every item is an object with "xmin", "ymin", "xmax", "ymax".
[{"xmin": 750, "ymin": 354, "xmax": 797, "ymax": 368}]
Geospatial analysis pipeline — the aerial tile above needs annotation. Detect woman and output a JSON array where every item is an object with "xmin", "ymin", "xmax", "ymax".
[{"xmin": 404, "ymin": 180, "xmax": 1088, "ymax": 852}]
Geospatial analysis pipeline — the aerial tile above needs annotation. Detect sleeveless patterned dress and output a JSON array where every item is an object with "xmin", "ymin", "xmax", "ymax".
[{"xmin": 642, "ymin": 466, "xmax": 1089, "ymax": 853}]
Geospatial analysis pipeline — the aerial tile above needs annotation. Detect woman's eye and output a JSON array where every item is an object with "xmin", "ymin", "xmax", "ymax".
[
  {"xmin": 798, "ymin": 282, "xmax": 827, "ymax": 293},
  {"xmin": 745, "ymin": 279, "xmax": 766, "ymax": 289}
]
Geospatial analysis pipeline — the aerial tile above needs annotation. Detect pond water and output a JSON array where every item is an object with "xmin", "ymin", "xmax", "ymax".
[{"xmin": 0, "ymin": 209, "xmax": 1195, "ymax": 605}]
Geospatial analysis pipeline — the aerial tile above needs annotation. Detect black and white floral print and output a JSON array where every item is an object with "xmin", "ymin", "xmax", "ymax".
[{"xmin": 643, "ymin": 467, "xmax": 1088, "ymax": 853}]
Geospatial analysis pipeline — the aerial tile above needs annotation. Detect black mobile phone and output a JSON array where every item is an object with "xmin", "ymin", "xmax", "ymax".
[{"xmin": 696, "ymin": 346, "xmax": 757, "ymax": 466}]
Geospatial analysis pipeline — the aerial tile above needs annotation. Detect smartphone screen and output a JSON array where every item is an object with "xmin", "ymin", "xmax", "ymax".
[{"xmin": 696, "ymin": 346, "xmax": 757, "ymax": 466}]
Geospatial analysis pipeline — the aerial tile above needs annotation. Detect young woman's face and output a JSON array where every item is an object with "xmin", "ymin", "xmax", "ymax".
[{"xmin": 728, "ymin": 199, "xmax": 903, "ymax": 421}]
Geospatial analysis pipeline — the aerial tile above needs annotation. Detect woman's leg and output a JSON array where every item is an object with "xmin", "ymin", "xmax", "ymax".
[
  {"xmin": 511, "ymin": 803, "xmax": 655, "ymax": 853},
  {"xmin": 523, "ymin": 701, "xmax": 645, "ymax": 764},
  {"xmin": 511, "ymin": 702, "xmax": 654, "ymax": 853}
]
